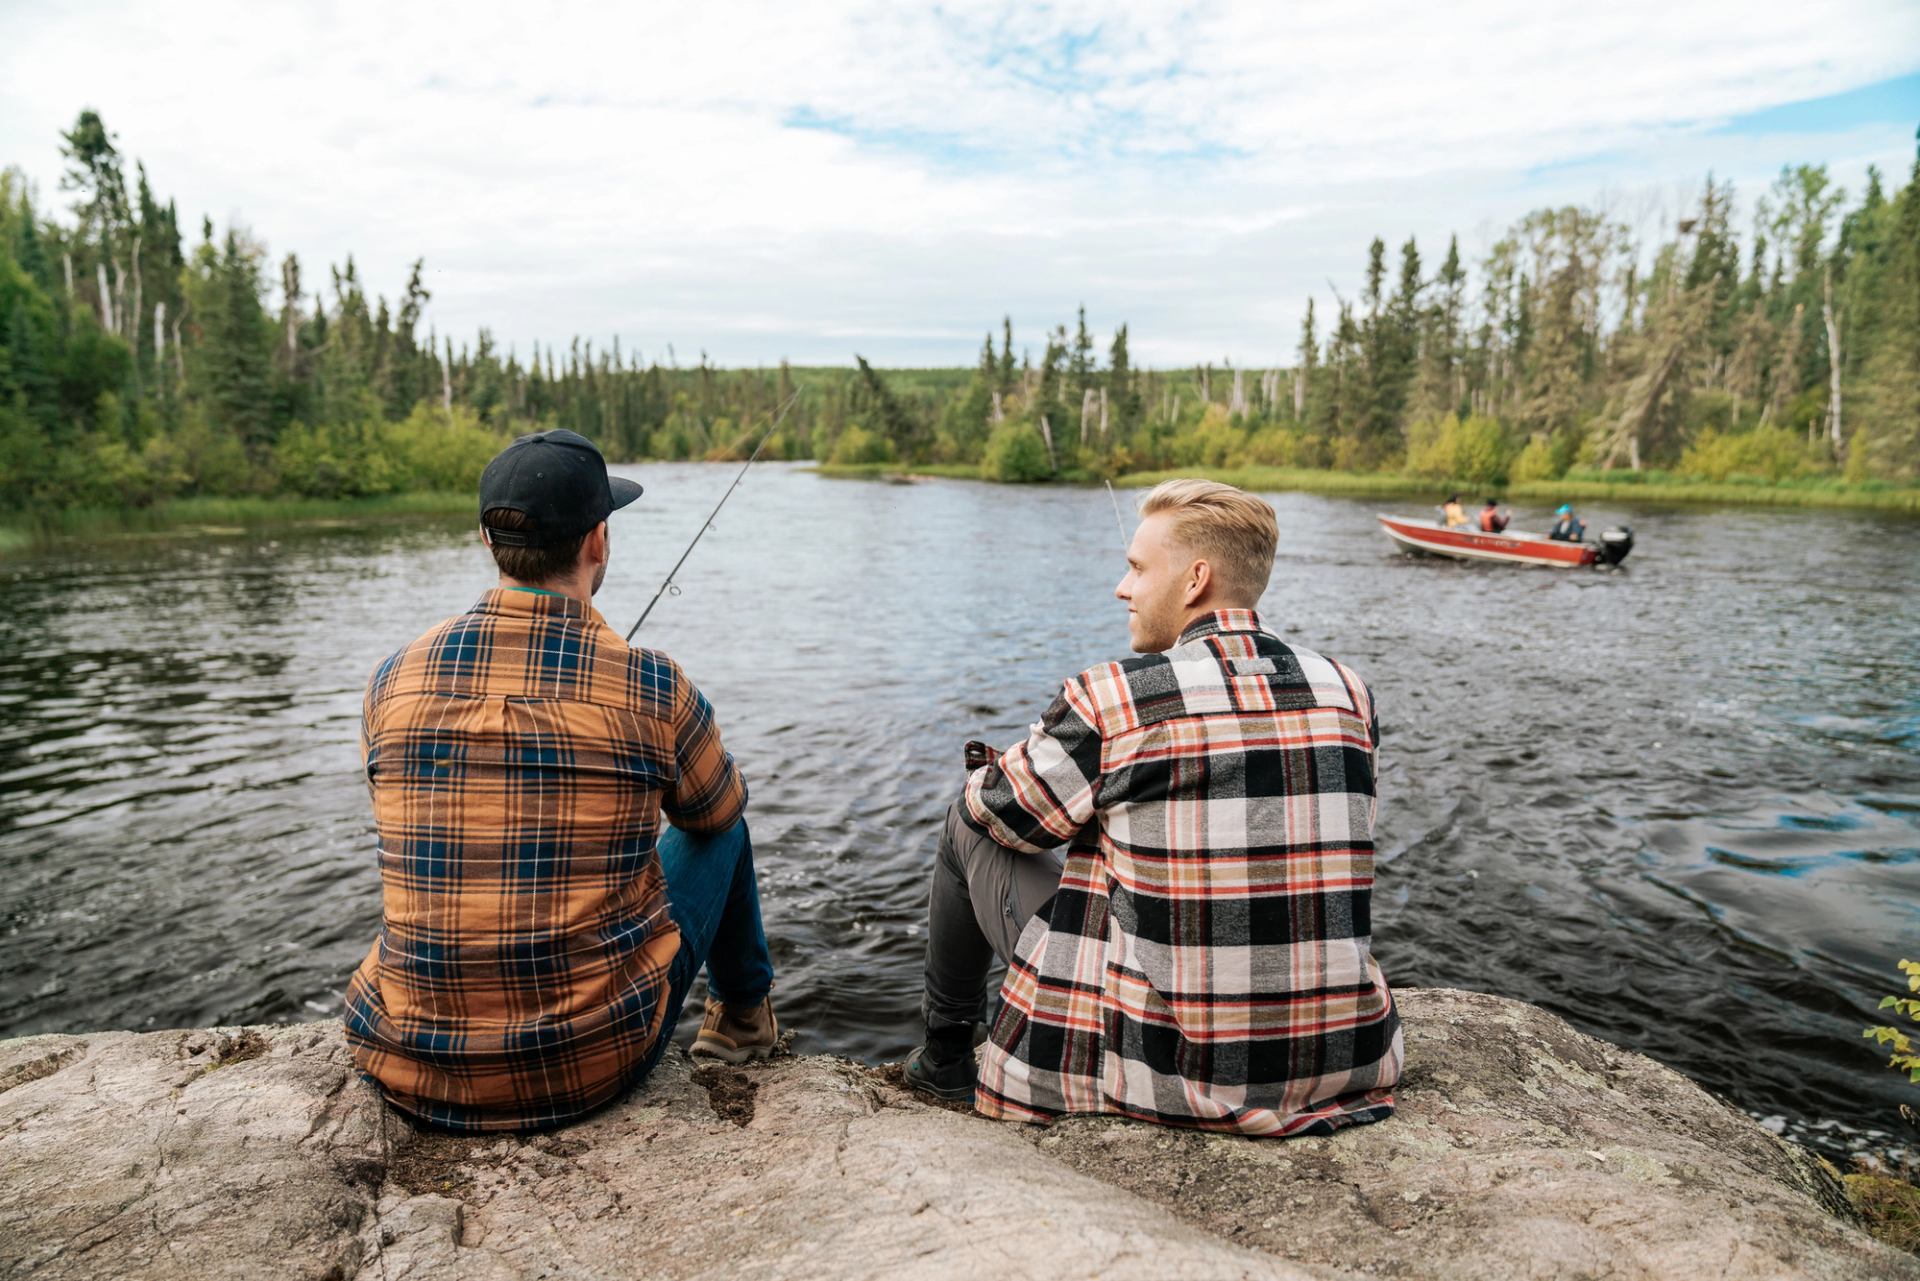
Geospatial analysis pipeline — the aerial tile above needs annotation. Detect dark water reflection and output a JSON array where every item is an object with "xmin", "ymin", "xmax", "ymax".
[{"xmin": 1, "ymin": 463, "xmax": 1915, "ymax": 1162}]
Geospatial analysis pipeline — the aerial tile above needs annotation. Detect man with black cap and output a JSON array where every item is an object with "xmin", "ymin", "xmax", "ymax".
[{"xmin": 345, "ymin": 429, "xmax": 779, "ymax": 1133}]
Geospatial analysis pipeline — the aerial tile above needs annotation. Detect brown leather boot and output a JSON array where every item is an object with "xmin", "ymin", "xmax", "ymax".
[{"xmin": 690, "ymin": 995, "xmax": 779, "ymax": 1063}]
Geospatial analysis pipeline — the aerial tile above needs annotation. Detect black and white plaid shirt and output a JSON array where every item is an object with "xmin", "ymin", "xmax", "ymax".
[{"xmin": 965, "ymin": 609, "xmax": 1403, "ymax": 1135}]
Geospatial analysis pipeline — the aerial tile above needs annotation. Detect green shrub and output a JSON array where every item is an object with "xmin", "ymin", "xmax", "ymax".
[
  {"xmin": 1511, "ymin": 433, "xmax": 1560, "ymax": 484},
  {"xmin": 980, "ymin": 422, "xmax": 1052, "ymax": 482},
  {"xmin": 1173, "ymin": 405, "xmax": 1244, "ymax": 468},
  {"xmin": 1677, "ymin": 425, "xmax": 1824, "ymax": 483},
  {"xmin": 168, "ymin": 408, "xmax": 257, "ymax": 496},
  {"xmin": 383, "ymin": 406, "xmax": 506, "ymax": 491},
  {"xmin": 272, "ymin": 407, "xmax": 506, "ymax": 499},
  {"xmin": 1407, "ymin": 414, "xmax": 1512, "ymax": 486},
  {"xmin": 1865, "ymin": 959, "xmax": 1920, "ymax": 1085},
  {"xmin": 827, "ymin": 425, "xmax": 896, "ymax": 466},
  {"xmin": 1243, "ymin": 426, "xmax": 1308, "ymax": 467}
]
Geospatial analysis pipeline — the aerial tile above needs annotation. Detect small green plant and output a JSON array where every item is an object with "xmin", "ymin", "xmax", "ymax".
[
  {"xmin": 1865, "ymin": 959, "xmax": 1920, "ymax": 1084},
  {"xmin": 980, "ymin": 422, "xmax": 1053, "ymax": 482}
]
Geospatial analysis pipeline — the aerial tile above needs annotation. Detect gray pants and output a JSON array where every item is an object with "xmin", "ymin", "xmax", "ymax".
[{"xmin": 921, "ymin": 799, "xmax": 1067, "ymax": 1033}]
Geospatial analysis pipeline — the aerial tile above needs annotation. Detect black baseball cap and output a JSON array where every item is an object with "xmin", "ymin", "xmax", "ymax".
[{"xmin": 478, "ymin": 429, "xmax": 642, "ymax": 547}]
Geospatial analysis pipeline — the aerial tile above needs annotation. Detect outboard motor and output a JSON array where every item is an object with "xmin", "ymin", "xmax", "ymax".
[{"xmin": 1596, "ymin": 525, "xmax": 1634, "ymax": 567}]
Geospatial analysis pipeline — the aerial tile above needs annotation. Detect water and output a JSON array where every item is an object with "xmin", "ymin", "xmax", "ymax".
[{"xmin": 1, "ymin": 464, "xmax": 1915, "ymax": 1162}]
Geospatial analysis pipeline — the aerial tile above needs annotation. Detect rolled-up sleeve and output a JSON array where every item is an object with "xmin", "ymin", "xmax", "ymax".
[
  {"xmin": 664, "ymin": 666, "xmax": 747, "ymax": 834},
  {"xmin": 964, "ymin": 675, "xmax": 1103, "ymax": 853}
]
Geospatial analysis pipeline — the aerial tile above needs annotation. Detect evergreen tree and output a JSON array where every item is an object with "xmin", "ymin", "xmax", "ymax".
[
  {"xmin": 1294, "ymin": 298, "xmax": 1318, "ymax": 422},
  {"xmin": 190, "ymin": 230, "xmax": 274, "ymax": 455},
  {"xmin": 1107, "ymin": 324, "xmax": 1139, "ymax": 438}
]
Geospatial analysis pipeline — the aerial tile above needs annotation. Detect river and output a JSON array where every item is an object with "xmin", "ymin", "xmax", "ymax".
[{"xmin": 1, "ymin": 462, "xmax": 1915, "ymax": 1162}]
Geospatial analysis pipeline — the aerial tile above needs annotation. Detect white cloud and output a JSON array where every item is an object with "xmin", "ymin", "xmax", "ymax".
[{"xmin": 1, "ymin": 0, "xmax": 1915, "ymax": 367}]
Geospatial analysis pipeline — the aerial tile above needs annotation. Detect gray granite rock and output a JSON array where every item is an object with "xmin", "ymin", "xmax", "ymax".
[{"xmin": 0, "ymin": 989, "xmax": 1910, "ymax": 1280}]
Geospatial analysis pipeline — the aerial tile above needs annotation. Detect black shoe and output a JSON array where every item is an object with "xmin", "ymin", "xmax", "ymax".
[{"xmin": 904, "ymin": 1027, "xmax": 976, "ymax": 1102}]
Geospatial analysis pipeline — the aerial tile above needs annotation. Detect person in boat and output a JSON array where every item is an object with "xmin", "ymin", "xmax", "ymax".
[
  {"xmin": 1441, "ymin": 493, "xmax": 1469, "ymax": 527},
  {"xmin": 1548, "ymin": 503, "xmax": 1585, "ymax": 541},
  {"xmin": 344, "ymin": 429, "xmax": 780, "ymax": 1133},
  {"xmin": 907, "ymin": 478, "xmax": 1403, "ymax": 1137},
  {"xmin": 1478, "ymin": 498, "xmax": 1510, "ymax": 533}
]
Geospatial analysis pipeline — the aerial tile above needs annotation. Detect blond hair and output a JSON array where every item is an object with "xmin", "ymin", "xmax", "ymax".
[{"xmin": 1138, "ymin": 478, "xmax": 1277, "ymax": 604}]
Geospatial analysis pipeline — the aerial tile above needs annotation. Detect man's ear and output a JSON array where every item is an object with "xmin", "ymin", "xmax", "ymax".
[
  {"xmin": 1184, "ymin": 558, "xmax": 1212, "ymax": 605},
  {"xmin": 584, "ymin": 521, "xmax": 609, "ymax": 566}
]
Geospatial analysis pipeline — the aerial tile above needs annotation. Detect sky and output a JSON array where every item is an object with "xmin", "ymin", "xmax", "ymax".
[{"xmin": 2, "ymin": 1, "xmax": 1918, "ymax": 368}]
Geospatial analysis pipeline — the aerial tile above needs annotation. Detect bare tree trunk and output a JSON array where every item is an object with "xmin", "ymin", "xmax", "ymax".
[
  {"xmin": 127, "ymin": 237, "xmax": 143, "ymax": 397},
  {"xmin": 1080, "ymin": 387, "xmax": 1097, "ymax": 445},
  {"xmin": 1229, "ymin": 368, "xmax": 1246, "ymax": 416},
  {"xmin": 1822, "ymin": 265, "xmax": 1844, "ymax": 459},
  {"xmin": 1038, "ymin": 414, "xmax": 1058, "ymax": 473},
  {"xmin": 153, "ymin": 300, "xmax": 167, "ymax": 375},
  {"xmin": 1099, "ymin": 387, "xmax": 1110, "ymax": 438},
  {"xmin": 63, "ymin": 252, "xmax": 74, "ymax": 298},
  {"xmin": 171, "ymin": 301, "xmax": 187, "ymax": 386},
  {"xmin": 96, "ymin": 262, "xmax": 116, "ymax": 333},
  {"xmin": 1293, "ymin": 370, "xmax": 1305, "ymax": 420},
  {"xmin": 112, "ymin": 258, "xmax": 130, "ymax": 343},
  {"xmin": 443, "ymin": 336, "xmax": 455, "ymax": 418},
  {"xmin": 990, "ymin": 389, "xmax": 1003, "ymax": 424},
  {"xmin": 282, "ymin": 257, "xmax": 301, "ymax": 357}
]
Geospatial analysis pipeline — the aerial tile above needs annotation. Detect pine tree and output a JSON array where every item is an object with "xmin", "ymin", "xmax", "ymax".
[
  {"xmin": 1108, "ymin": 323, "xmax": 1139, "ymax": 438},
  {"xmin": 1070, "ymin": 304, "xmax": 1095, "ymax": 401},
  {"xmin": 191, "ymin": 229, "xmax": 274, "ymax": 454},
  {"xmin": 1294, "ymin": 298, "xmax": 1318, "ymax": 422}
]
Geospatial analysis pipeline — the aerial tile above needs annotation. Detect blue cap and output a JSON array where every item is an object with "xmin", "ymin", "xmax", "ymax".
[{"xmin": 1555, "ymin": 504, "xmax": 1571, "ymax": 515}]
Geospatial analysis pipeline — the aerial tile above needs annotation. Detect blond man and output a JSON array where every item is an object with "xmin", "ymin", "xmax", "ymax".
[{"xmin": 908, "ymin": 479, "xmax": 1403, "ymax": 1135}]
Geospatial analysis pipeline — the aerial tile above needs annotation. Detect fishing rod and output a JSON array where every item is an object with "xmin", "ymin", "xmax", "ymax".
[
  {"xmin": 1104, "ymin": 480, "xmax": 1130, "ymax": 550},
  {"xmin": 624, "ymin": 391, "xmax": 800, "ymax": 641}
]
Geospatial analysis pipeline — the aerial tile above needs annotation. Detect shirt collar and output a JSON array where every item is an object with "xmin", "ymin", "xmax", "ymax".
[
  {"xmin": 474, "ymin": 586, "xmax": 609, "ymax": 631},
  {"xmin": 1177, "ymin": 608, "xmax": 1268, "ymax": 645}
]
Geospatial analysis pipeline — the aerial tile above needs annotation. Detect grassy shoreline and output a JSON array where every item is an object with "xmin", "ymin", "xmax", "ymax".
[
  {"xmin": 814, "ymin": 461, "xmax": 1920, "ymax": 512},
  {"xmin": 6, "ymin": 461, "xmax": 1916, "ymax": 555},
  {"xmin": 1118, "ymin": 466, "xmax": 1920, "ymax": 512},
  {"xmin": 0, "ymin": 492, "xmax": 474, "ymax": 554}
]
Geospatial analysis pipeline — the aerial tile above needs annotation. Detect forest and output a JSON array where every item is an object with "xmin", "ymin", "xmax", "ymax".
[{"xmin": 2, "ymin": 110, "xmax": 1917, "ymax": 516}]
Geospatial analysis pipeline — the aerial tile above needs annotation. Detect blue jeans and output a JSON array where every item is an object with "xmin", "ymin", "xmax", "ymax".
[{"xmin": 635, "ymin": 817, "xmax": 775, "ymax": 1077}]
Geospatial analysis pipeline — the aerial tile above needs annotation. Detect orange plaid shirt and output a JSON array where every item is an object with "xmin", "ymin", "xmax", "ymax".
[{"xmin": 344, "ymin": 588, "xmax": 745, "ymax": 1131}]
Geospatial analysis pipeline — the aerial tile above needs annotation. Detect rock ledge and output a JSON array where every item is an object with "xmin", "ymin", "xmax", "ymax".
[{"xmin": 1, "ymin": 988, "xmax": 1911, "ymax": 1280}]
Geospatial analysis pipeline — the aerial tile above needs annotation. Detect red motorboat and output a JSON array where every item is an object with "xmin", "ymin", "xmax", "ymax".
[{"xmin": 1378, "ymin": 515, "xmax": 1633, "ymax": 568}]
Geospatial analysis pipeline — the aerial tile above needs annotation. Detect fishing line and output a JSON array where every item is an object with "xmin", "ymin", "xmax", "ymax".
[
  {"xmin": 624, "ymin": 390, "xmax": 801, "ymax": 641},
  {"xmin": 1104, "ymin": 480, "xmax": 1130, "ymax": 550}
]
